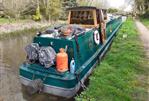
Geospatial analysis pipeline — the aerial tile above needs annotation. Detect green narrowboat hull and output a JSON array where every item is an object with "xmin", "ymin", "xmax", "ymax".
[{"xmin": 19, "ymin": 17, "xmax": 122, "ymax": 98}]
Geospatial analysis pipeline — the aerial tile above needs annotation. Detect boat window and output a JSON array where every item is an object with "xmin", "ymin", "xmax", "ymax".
[
  {"xmin": 96, "ymin": 9, "xmax": 100, "ymax": 24},
  {"xmin": 70, "ymin": 10, "xmax": 94, "ymax": 25}
]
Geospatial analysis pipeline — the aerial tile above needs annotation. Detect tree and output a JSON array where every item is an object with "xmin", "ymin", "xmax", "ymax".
[
  {"xmin": 77, "ymin": 0, "xmax": 98, "ymax": 6},
  {"xmin": 108, "ymin": 8, "xmax": 118, "ymax": 13},
  {"xmin": 20, "ymin": 0, "xmax": 37, "ymax": 18},
  {"xmin": 60, "ymin": 0, "xmax": 77, "ymax": 20},
  {"xmin": 0, "ymin": 2, "xmax": 4, "ymax": 17},
  {"xmin": 1, "ymin": 0, "xmax": 62, "ymax": 21},
  {"xmin": 33, "ymin": 4, "xmax": 42, "ymax": 21},
  {"xmin": 134, "ymin": 0, "xmax": 149, "ymax": 16},
  {"xmin": 40, "ymin": 0, "xmax": 62, "ymax": 21},
  {"xmin": 2, "ymin": 0, "xmax": 35, "ymax": 18}
]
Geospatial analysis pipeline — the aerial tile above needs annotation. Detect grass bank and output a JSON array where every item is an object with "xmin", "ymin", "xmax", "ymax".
[
  {"xmin": 0, "ymin": 27, "xmax": 48, "ymax": 40},
  {"xmin": 76, "ymin": 18, "xmax": 149, "ymax": 101},
  {"xmin": 0, "ymin": 18, "xmax": 29, "ymax": 24},
  {"xmin": 140, "ymin": 17, "xmax": 149, "ymax": 28}
]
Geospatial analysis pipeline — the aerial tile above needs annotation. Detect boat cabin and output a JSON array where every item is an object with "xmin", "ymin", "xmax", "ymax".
[{"xmin": 67, "ymin": 6, "xmax": 107, "ymax": 28}]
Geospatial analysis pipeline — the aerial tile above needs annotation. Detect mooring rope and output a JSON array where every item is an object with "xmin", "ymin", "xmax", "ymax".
[{"xmin": 75, "ymin": 73, "xmax": 87, "ymax": 90}]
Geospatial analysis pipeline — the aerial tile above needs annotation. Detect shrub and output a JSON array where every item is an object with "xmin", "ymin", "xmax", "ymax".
[{"xmin": 32, "ymin": 5, "xmax": 42, "ymax": 21}]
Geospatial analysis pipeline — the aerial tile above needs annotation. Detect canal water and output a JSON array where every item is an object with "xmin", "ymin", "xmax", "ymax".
[{"xmin": 0, "ymin": 34, "xmax": 75, "ymax": 101}]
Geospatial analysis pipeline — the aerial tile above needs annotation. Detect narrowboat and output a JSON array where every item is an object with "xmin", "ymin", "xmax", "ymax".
[{"xmin": 19, "ymin": 6, "xmax": 123, "ymax": 98}]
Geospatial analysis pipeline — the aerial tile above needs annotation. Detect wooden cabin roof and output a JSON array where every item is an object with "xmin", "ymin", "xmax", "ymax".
[
  {"xmin": 67, "ymin": 6, "xmax": 107, "ymax": 11},
  {"xmin": 67, "ymin": 6, "xmax": 97, "ymax": 11}
]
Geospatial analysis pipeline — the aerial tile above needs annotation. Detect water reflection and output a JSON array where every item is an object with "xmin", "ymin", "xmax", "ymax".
[{"xmin": 0, "ymin": 34, "xmax": 74, "ymax": 101}]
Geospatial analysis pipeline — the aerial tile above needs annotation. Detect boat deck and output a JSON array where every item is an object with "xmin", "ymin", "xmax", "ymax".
[{"xmin": 20, "ymin": 63, "xmax": 75, "ymax": 80}]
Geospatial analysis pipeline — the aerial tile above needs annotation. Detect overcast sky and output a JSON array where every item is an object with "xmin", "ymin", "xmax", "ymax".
[
  {"xmin": 108, "ymin": 0, "xmax": 125, "ymax": 8},
  {"xmin": 81, "ymin": 0, "xmax": 133, "ymax": 12},
  {"xmin": 106, "ymin": 0, "xmax": 133, "ymax": 12}
]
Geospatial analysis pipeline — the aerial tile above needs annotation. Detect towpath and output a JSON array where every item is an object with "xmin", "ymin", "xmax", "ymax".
[
  {"xmin": 135, "ymin": 20, "xmax": 149, "ymax": 100},
  {"xmin": 136, "ymin": 21, "xmax": 149, "ymax": 57}
]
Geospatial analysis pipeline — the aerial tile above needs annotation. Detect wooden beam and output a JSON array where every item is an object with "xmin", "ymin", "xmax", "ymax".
[
  {"xmin": 93, "ymin": 10, "xmax": 98, "ymax": 27},
  {"xmin": 68, "ymin": 11, "xmax": 71, "ymax": 24}
]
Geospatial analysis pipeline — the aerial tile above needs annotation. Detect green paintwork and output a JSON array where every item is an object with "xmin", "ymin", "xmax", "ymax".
[{"xmin": 19, "ymin": 17, "xmax": 122, "ymax": 89}]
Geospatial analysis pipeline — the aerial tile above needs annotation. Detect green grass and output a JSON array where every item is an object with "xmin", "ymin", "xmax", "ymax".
[
  {"xmin": 0, "ymin": 18, "xmax": 29, "ymax": 24},
  {"xmin": 140, "ymin": 18, "xmax": 149, "ymax": 28},
  {"xmin": 76, "ymin": 18, "xmax": 149, "ymax": 101}
]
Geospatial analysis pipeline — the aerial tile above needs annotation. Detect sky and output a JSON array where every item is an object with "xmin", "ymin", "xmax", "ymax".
[
  {"xmin": 107, "ymin": 0, "xmax": 125, "ymax": 8},
  {"xmin": 87, "ymin": 0, "xmax": 133, "ymax": 12},
  {"xmin": 106, "ymin": 0, "xmax": 133, "ymax": 12}
]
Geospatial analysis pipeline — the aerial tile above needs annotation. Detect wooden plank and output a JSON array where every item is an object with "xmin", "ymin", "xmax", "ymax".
[
  {"xmin": 68, "ymin": 11, "xmax": 71, "ymax": 24},
  {"xmin": 93, "ymin": 10, "xmax": 98, "ymax": 27}
]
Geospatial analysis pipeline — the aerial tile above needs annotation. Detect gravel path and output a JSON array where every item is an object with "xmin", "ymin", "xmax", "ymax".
[
  {"xmin": 135, "ymin": 20, "xmax": 149, "ymax": 100},
  {"xmin": 136, "ymin": 21, "xmax": 149, "ymax": 58},
  {"xmin": 0, "ymin": 21, "xmax": 50, "ymax": 34}
]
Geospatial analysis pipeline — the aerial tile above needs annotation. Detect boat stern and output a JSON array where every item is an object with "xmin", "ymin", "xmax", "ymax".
[{"xmin": 19, "ymin": 63, "xmax": 79, "ymax": 98}]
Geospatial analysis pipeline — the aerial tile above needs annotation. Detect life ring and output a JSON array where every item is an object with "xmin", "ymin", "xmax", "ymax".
[{"xmin": 94, "ymin": 30, "xmax": 100, "ymax": 45}]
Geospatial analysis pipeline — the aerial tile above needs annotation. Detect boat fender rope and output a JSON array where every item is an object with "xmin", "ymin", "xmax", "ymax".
[
  {"xmin": 27, "ymin": 79, "xmax": 44, "ymax": 94},
  {"xmin": 75, "ymin": 73, "xmax": 86, "ymax": 90},
  {"xmin": 28, "ymin": 73, "xmax": 48, "ymax": 94}
]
